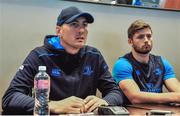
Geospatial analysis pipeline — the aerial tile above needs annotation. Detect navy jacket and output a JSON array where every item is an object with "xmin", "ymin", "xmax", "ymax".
[{"xmin": 2, "ymin": 35, "xmax": 124, "ymax": 114}]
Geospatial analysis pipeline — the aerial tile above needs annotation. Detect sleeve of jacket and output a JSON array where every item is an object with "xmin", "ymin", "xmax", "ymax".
[
  {"xmin": 97, "ymin": 52, "xmax": 125, "ymax": 106},
  {"xmin": 2, "ymin": 49, "xmax": 41, "ymax": 114}
]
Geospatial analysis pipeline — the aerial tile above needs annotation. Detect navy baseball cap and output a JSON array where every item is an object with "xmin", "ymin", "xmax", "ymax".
[{"xmin": 56, "ymin": 6, "xmax": 94, "ymax": 26}]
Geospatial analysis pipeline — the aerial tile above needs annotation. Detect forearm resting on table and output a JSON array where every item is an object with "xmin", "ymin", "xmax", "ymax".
[
  {"xmin": 120, "ymin": 79, "xmax": 180, "ymax": 104},
  {"xmin": 127, "ymin": 92, "xmax": 180, "ymax": 104}
]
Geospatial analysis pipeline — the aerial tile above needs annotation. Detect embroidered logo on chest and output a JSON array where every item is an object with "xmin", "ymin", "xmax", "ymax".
[
  {"xmin": 51, "ymin": 68, "xmax": 61, "ymax": 77},
  {"xmin": 154, "ymin": 68, "xmax": 162, "ymax": 76},
  {"xmin": 135, "ymin": 70, "xmax": 141, "ymax": 76},
  {"xmin": 82, "ymin": 65, "xmax": 93, "ymax": 76}
]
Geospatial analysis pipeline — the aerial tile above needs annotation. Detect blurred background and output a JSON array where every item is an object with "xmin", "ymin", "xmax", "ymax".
[{"xmin": 79, "ymin": 0, "xmax": 180, "ymax": 10}]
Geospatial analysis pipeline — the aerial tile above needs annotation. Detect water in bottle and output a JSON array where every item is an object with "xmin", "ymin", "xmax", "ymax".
[
  {"xmin": 34, "ymin": 66, "xmax": 50, "ymax": 115},
  {"xmin": 132, "ymin": 0, "xmax": 142, "ymax": 6}
]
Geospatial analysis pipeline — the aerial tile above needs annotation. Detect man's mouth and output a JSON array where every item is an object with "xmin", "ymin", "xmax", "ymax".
[
  {"xmin": 76, "ymin": 37, "xmax": 85, "ymax": 41},
  {"xmin": 143, "ymin": 44, "xmax": 150, "ymax": 49}
]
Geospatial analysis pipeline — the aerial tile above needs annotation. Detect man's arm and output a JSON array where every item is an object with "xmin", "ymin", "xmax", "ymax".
[
  {"xmin": 164, "ymin": 78, "xmax": 180, "ymax": 92},
  {"xmin": 161, "ymin": 57, "xmax": 180, "ymax": 92},
  {"xmin": 98, "ymin": 70, "xmax": 124, "ymax": 106},
  {"xmin": 97, "ymin": 53, "xmax": 124, "ymax": 106},
  {"xmin": 119, "ymin": 79, "xmax": 180, "ymax": 104},
  {"xmin": 2, "ymin": 50, "xmax": 39, "ymax": 114}
]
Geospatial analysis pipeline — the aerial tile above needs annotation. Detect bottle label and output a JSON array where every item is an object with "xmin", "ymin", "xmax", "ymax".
[{"xmin": 34, "ymin": 80, "xmax": 49, "ymax": 89}]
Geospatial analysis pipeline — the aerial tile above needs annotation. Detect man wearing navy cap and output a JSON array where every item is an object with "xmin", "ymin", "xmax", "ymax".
[{"xmin": 2, "ymin": 6, "xmax": 124, "ymax": 114}]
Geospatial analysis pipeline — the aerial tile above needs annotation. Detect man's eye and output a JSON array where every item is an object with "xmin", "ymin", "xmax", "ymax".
[
  {"xmin": 83, "ymin": 23, "xmax": 88, "ymax": 27},
  {"xmin": 137, "ymin": 35, "xmax": 145, "ymax": 39},
  {"xmin": 69, "ymin": 22, "xmax": 88, "ymax": 28},
  {"xmin": 146, "ymin": 34, "xmax": 152, "ymax": 38},
  {"xmin": 70, "ymin": 22, "xmax": 79, "ymax": 28},
  {"xmin": 137, "ymin": 34, "xmax": 152, "ymax": 40}
]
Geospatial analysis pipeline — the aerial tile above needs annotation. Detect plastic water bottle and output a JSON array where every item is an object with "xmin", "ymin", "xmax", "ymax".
[
  {"xmin": 133, "ymin": 0, "xmax": 142, "ymax": 6},
  {"xmin": 34, "ymin": 66, "xmax": 50, "ymax": 115}
]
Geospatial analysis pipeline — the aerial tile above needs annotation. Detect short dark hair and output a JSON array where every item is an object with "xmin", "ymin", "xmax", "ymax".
[{"xmin": 128, "ymin": 20, "xmax": 152, "ymax": 39}]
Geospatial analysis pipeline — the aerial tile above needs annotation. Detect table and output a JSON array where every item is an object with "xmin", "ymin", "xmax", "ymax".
[
  {"xmin": 126, "ymin": 104, "xmax": 180, "ymax": 115},
  {"xmin": 1, "ymin": 104, "xmax": 179, "ymax": 115}
]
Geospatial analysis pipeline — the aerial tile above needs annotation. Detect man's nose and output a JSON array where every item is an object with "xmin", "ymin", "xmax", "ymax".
[
  {"xmin": 79, "ymin": 26, "xmax": 86, "ymax": 34},
  {"xmin": 80, "ymin": 27, "xmax": 85, "ymax": 32},
  {"xmin": 144, "ymin": 36, "xmax": 149, "ymax": 42}
]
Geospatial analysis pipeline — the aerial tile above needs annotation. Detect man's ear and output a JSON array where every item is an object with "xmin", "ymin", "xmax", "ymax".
[
  {"xmin": 128, "ymin": 38, "xmax": 132, "ymax": 45},
  {"xmin": 56, "ymin": 26, "xmax": 62, "ymax": 35}
]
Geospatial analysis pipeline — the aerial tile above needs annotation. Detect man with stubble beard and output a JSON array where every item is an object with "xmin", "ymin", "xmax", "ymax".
[{"xmin": 112, "ymin": 20, "xmax": 180, "ymax": 104}]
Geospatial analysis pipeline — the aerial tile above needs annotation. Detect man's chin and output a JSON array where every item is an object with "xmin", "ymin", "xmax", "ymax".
[
  {"xmin": 139, "ymin": 51, "xmax": 151, "ymax": 54},
  {"xmin": 135, "ymin": 49, "xmax": 151, "ymax": 54},
  {"xmin": 74, "ymin": 44, "xmax": 85, "ymax": 49}
]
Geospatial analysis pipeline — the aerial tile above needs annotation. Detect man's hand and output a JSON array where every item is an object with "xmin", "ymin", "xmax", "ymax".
[
  {"xmin": 49, "ymin": 96, "xmax": 86, "ymax": 114},
  {"xmin": 84, "ymin": 95, "xmax": 108, "ymax": 113}
]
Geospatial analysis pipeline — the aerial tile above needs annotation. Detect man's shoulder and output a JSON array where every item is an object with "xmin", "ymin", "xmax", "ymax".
[
  {"xmin": 114, "ymin": 57, "xmax": 132, "ymax": 69},
  {"xmin": 31, "ymin": 46, "xmax": 45, "ymax": 52},
  {"xmin": 149, "ymin": 54, "xmax": 163, "ymax": 63},
  {"xmin": 150, "ymin": 54, "xmax": 170, "ymax": 63},
  {"xmin": 29, "ymin": 46, "xmax": 48, "ymax": 57}
]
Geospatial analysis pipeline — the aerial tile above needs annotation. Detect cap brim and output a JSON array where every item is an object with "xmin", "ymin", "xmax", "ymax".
[{"xmin": 65, "ymin": 12, "xmax": 94, "ymax": 24}]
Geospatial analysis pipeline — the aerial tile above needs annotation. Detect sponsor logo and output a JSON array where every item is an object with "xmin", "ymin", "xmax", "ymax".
[
  {"xmin": 83, "ymin": 65, "xmax": 93, "ymax": 76},
  {"xmin": 154, "ymin": 68, "xmax": 162, "ymax": 76},
  {"xmin": 103, "ymin": 64, "xmax": 108, "ymax": 70},
  {"xmin": 135, "ymin": 70, "xmax": 141, "ymax": 76},
  {"xmin": 19, "ymin": 65, "xmax": 24, "ymax": 70},
  {"xmin": 51, "ymin": 68, "xmax": 61, "ymax": 77},
  {"xmin": 18, "ymin": 64, "xmax": 28, "ymax": 70},
  {"xmin": 146, "ymin": 83, "xmax": 154, "ymax": 88},
  {"xmin": 143, "ymin": 83, "xmax": 161, "ymax": 93}
]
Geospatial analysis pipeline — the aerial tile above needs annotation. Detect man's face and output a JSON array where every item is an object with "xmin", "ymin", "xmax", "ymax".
[
  {"xmin": 129, "ymin": 28, "xmax": 153, "ymax": 54},
  {"xmin": 57, "ymin": 17, "xmax": 88, "ymax": 50}
]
